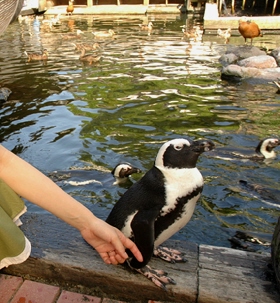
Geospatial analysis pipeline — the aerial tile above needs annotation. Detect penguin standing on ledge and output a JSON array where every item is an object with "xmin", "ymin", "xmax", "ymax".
[{"xmin": 106, "ymin": 138, "xmax": 215, "ymax": 289}]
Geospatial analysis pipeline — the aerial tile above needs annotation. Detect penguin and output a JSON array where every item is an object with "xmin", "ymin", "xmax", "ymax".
[
  {"xmin": 111, "ymin": 162, "xmax": 142, "ymax": 185},
  {"xmin": 0, "ymin": 87, "xmax": 12, "ymax": 103},
  {"xmin": 255, "ymin": 137, "xmax": 279, "ymax": 159},
  {"xmin": 48, "ymin": 162, "xmax": 141, "ymax": 187},
  {"xmin": 106, "ymin": 137, "xmax": 215, "ymax": 289},
  {"xmin": 210, "ymin": 137, "xmax": 280, "ymax": 162}
]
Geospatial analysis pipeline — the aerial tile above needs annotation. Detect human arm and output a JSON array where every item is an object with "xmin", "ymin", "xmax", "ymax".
[{"xmin": 0, "ymin": 144, "xmax": 143, "ymax": 265}]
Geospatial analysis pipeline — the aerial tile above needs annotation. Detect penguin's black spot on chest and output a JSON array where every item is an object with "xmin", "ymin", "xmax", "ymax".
[{"xmin": 155, "ymin": 186, "xmax": 203, "ymax": 239}]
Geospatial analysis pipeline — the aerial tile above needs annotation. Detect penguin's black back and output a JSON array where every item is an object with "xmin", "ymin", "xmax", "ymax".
[{"xmin": 106, "ymin": 166, "xmax": 165, "ymax": 231}]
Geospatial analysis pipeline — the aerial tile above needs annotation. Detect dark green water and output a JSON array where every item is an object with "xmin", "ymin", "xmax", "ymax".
[{"xmin": 1, "ymin": 14, "xmax": 279, "ymax": 253}]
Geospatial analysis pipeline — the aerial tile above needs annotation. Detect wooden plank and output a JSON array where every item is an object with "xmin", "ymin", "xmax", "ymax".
[
  {"xmin": 198, "ymin": 245, "xmax": 280, "ymax": 303},
  {"xmin": 3, "ymin": 212, "xmax": 198, "ymax": 303},
  {"xmin": 3, "ymin": 212, "xmax": 280, "ymax": 303}
]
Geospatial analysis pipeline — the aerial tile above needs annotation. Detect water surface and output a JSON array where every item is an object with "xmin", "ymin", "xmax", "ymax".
[{"xmin": 1, "ymin": 14, "xmax": 279, "ymax": 253}]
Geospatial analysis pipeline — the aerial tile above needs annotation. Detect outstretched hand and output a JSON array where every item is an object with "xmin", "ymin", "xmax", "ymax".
[
  {"xmin": 80, "ymin": 217, "xmax": 143, "ymax": 265},
  {"xmin": 0, "ymin": 145, "xmax": 143, "ymax": 266}
]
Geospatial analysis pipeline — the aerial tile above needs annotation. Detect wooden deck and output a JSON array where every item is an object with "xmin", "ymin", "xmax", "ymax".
[{"xmin": 2, "ymin": 212, "xmax": 280, "ymax": 303}]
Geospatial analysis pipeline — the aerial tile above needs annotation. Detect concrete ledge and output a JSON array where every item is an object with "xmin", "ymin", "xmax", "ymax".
[
  {"xmin": 2, "ymin": 213, "xmax": 280, "ymax": 303},
  {"xmin": 204, "ymin": 3, "xmax": 280, "ymax": 30},
  {"xmin": 44, "ymin": 5, "xmax": 183, "ymax": 15}
]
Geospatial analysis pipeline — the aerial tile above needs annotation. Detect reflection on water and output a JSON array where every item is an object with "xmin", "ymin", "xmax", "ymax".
[{"xmin": 1, "ymin": 14, "xmax": 279, "ymax": 253}]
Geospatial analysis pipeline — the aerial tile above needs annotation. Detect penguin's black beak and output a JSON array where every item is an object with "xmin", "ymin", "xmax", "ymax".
[{"xmin": 191, "ymin": 139, "xmax": 215, "ymax": 153}]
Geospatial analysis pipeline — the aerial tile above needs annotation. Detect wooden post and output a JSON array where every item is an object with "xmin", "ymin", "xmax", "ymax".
[
  {"xmin": 231, "ymin": 0, "xmax": 235, "ymax": 14},
  {"xmin": 218, "ymin": 0, "xmax": 222, "ymax": 15},
  {"xmin": 143, "ymin": 0, "xmax": 149, "ymax": 5},
  {"xmin": 272, "ymin": 0, "xmax": 278, "ymax": 15},
  {"xmin": 87, "ymin": 0, "xmax": 92, "ymax": 7},
  {"xmin": 265, "ymin": 0, "xmax": 269, "ymax": 13}
]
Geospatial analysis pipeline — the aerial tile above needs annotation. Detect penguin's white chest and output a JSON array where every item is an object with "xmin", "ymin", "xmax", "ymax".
[{"xmin": 154, "ymin": 167, "xmax": 203, "ymax": 246}]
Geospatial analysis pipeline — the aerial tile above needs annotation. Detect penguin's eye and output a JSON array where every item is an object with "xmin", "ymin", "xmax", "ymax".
[{"xmin": 174, "ymin": 144, "xmax": 183, "ymax": 151}]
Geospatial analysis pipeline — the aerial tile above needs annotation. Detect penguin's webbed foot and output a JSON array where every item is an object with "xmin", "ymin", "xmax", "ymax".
[
  {"xmin": 135, "ymin": 265, "xmax": 176, "ymax": 291},
  {"xmin": 153, "ymin": 246, "xmax": 187, "ymax": 263}
]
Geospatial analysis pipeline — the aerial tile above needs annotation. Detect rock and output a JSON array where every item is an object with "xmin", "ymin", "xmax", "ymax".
[
  {"xmin": 270, "ymin": 47, "xmax": 280, "ymax": 66},
  {"xmin": 219, "ymin": 53, "xmax": 238, "ymax": 66},
  {"xmin": 238, "ymin": 55, "xmax": 277, "ymax": 69},
  {"xmin": 221, "ymin": 64, "xmax": 261, "ymax": 79},
  {"xmin": 225, "ymin": 45, "xmax": 266, "ymax": 60},
  {"xmin": 220, "ymin": 46, "xmax": 280, "ymax": 81}
]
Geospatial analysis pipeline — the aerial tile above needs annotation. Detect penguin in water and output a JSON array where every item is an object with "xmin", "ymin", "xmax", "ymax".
[
  {"xmin": 211, "ymin": 137, "xmax": 280, "ymax": 162},
  {"xmin": 111, "ymin": 162, "xmax": 142, "ymax": 185},
  {"xmin": 106, "ymin": 137, "xmax": 215, "ymax": 289},
  {"xmin": 49, "ymin": 162, "xmax": 141, "ymax": 187}
]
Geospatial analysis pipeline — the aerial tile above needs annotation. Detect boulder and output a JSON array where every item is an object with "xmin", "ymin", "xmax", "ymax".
[
  {"xmin": 219, "ymin": 53, "xmax": 238, "ymax": 66},
  {"xmin": 220, "ymin": 46, "xmax": 280, "ymax": 81},
  {"xmin": 238, "ymin": 55, "xmax": 277, "ymax": 69},
  {"xmin": 224, "ymin": 45, "xmax": 266, "ymax": 60},
  {"xmin": 221, "ymin": 64, "xmax": 261, "ymax": 79},
  {"xmin": 270, "ymin": 47, "xmax": 280, "ymax": 66}
]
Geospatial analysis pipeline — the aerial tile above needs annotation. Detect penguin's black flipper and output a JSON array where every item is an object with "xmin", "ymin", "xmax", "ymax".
[{"xmin": 129, "ymin": 209, "xmax": 160, "ymax": 269}]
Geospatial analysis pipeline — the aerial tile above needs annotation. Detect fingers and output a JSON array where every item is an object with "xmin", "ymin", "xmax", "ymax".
[
  {"xmin": 125, "ymin": 238, "xmax": 143, "ymax": 263},
  {"xmin": 115, "ymin": 230, "xmax": 143, "ymax": 263},
  {"xmin": 108, "ymin": 250, "xmax": 126, "ymax": 264},
  {"xmin": 100, "ymin": 250, "xmax": 126, "ymax": 265}
]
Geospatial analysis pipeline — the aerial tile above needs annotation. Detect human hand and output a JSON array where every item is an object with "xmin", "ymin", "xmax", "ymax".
[{"xmin": 80, "ymin": 217, "xmax": 143, "ymax": 265}]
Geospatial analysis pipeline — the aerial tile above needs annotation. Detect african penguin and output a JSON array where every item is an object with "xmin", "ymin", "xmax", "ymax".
[
  {"xmin": 255, "ymin": 138, "xmax": 279, "ymax": 159},
  {"xmin": 211, "ymin": 137, "xmax": 279, "ymax": 161},
  {"xmin": 106, "ymin": 137, "xmax": 215, "ymax": 289},
  {"xmin": 48, "ymin": 162, "xmax": 141, "ymax": 187},
  {"xmin": 111, "ymin": 162, "xmax": 142, "ymax": 185}
]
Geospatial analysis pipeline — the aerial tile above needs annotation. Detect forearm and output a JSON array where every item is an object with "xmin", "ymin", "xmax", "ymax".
[
  {"xmin": 0, "ymin": 145, "xmax": 94, "ymax": 232},
  {"xmin": 0, "ymin": 144, "xmax": 143, "ymax": 264}
]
